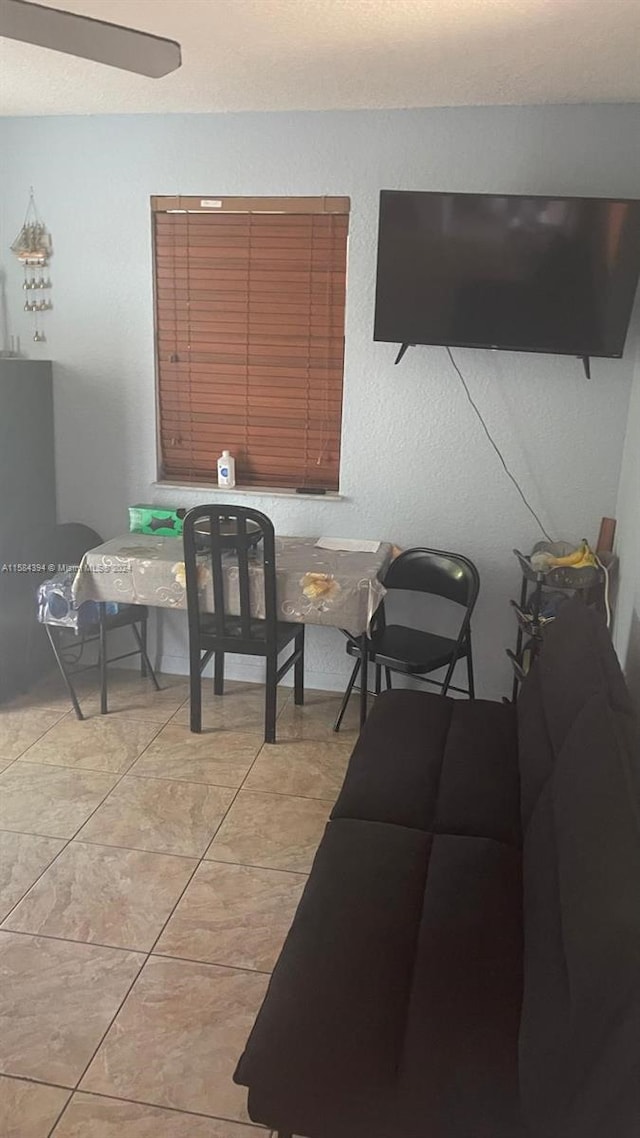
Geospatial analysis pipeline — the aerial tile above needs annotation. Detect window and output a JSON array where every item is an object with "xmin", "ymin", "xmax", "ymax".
[{"xmin": 152, "ymin": 195, "xmax": 349, "ymax": 491}]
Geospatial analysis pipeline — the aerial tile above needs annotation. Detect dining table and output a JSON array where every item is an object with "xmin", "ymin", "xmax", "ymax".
[{"xmin": 71, "ymin": 533, "xmax": 394, "ymax": 725}]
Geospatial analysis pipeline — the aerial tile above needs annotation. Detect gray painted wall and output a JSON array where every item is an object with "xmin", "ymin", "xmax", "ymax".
[{"xmin": 1, "ymin": 104, "xmax": 638, "ymax": 696}]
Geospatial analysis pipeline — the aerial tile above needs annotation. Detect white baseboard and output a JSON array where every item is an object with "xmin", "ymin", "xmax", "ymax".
[
  {"xmin": 125, "ymin": 652, "xmax": 508, "ymax": 702},
  {"xmin": 156, "ymin": 653, "xmax": 351, "ymax": 692}
]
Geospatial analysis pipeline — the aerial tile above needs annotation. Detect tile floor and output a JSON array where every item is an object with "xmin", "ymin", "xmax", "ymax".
[{"xmin": 0, "ymin": 670, "xmax": 359, "ymax": 1137}]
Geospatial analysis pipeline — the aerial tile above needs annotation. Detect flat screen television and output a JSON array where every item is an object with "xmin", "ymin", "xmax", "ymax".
[{"xmin": 373, "ymin": 190, "xmax": 640, "ymax": 361}]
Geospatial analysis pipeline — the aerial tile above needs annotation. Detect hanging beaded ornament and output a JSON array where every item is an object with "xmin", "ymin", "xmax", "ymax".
[{"xmin": 11, "ymin": 189, "xmax": 53, "ymax": 342}]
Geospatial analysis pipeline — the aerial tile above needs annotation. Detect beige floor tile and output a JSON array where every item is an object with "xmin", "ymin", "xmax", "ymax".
[
  {"xmin": 0, "ymin": 764, "xmax": 118, "ymax": 839},
  {"xmin": 277, "ymin": 686, "xmax": 363, "ymax": 742},
  {"xmin": 0, "ymin": 831, "xmax": 65, "ymax": 921},
  {"xmin": 129, "ymin": 722, "xmax": 262, "ymax": 788},
  {"xmin": 78, "ymin": 671, "xmax": 189, "ymax": 722},
  {"xmin": 18, "ymin": 715, "xmax": 161, "ymax": 775},
  {"xmin": 77, "ymin": 776, "xmax": 235, "ymax": 857},
  {"xmin": 3, "ymin": 841, "xmax": 197, "ymax": 951},
  {"xmin": 0, "ymin": 931, "xmax": 143, "ymax": 1086},
  {"xmin": 81, "ymin": 956, "xmax": 268, "ymax": 1122},
  {"xmin": 4, "ymin": 671, "xmax": 80, "ymax": 715},
  {"xmin": 172, "ymin": 681, "xmax": 288, "ymax": 733},
  {"xmin": 0, "ymin": 1075, "xmax": 70, "ymax": 1138},
  {"xmin": 52, "ymin": 1093, "xmax": 262, "ymax": 1137},
  {"xmin": 244, "ymin": 738, "xmax": 351, "ymax": 801},
  {"xmin": 206, "ymin": 790, "xmax": 330, "ymax": 873},
  {"xmin": 0, "ymin": 708, "xmax": 65, "ymax": 762},
  {"xmin": 157, "ymin": 861, "xmax": 305, "ymax": 972}
]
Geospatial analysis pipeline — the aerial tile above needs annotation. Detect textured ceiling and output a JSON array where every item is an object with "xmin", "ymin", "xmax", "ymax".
[{"xmin": 2, "ymin": 0, "xmax": 640, "ymax": 116}]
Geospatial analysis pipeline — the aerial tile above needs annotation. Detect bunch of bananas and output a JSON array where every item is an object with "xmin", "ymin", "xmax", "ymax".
[
  {"xmin": 530, "ymin": 540, "xmax": 597, "ymax": 572},
  {"xmin": 549, "ymin": 540, "xmax": 596, "ymax": 569}
]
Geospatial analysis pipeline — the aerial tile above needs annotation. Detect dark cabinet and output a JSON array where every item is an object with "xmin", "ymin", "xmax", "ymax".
[{"xmin": 0, "ymin": 359, "xmax": 56, "ymax": 702}]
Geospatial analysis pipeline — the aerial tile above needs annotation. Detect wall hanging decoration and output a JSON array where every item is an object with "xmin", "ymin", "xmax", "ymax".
[{"xmin": 10, "ymin": 189, "xmax": 53, "ymax": 343}]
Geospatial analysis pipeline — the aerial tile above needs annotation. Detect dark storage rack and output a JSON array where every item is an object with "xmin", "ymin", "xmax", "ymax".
[{"xmin": 507, "ymin": 544, "xmax": 613, "ymax": 701}]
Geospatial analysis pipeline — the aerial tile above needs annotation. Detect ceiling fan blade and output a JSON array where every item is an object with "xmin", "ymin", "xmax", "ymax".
[{"xmin": 0, "ymin": 0, "xmax": 181, "ymax": 77}]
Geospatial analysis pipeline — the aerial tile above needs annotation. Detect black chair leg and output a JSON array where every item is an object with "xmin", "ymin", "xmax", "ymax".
[
  {"xmin": 466, "ymin": 632, "xmax": 475, "ymax": 699},
  {"xmin": 140, "ymin": 617, "xmax": 148, "ymax": 678},
  {"xmin": 333, "ymin": 657, "xmax": 360, "ymax": 732},
  {"xmin": 294, "ymin": 626, "xmax": 304, "ymax": 706},
  {"xmin": 98, "ymin": 605, "xmax": 108, "ymax": 715},
  {"xmin": 441, "ymin": 654, "xmax": 457, "ymax": 697},
  {"xmin": 131, "ymin": 622, "xmax": 160, "ymax": 691},
  {"xmin": 45, "ymin": 625, "xmax": 85, "ymax": 721},
  {"xmin": 214, "ymin": 651, "xmax": 224, "ymax": 696},
  {"xmin": 189, "ymin": 642, "xmax": 202, "ymax": 733},
  {"xmin": 359, "ymin": 633, "xmax": 369, "ymax": 728},
  {"xmin": 22, "ymin": 615, "xmax": 36, "ymax": 696},
  {"xmin": 385, "ymin": 666, "xmax": 393, "ymax": 690},
  {"xmin": 265, "ymin": 654, "xmax": 278, "ymax": 744},
  {"xmin": 375, "ymin": 663, "xmax": 382, "ymax": 695}
]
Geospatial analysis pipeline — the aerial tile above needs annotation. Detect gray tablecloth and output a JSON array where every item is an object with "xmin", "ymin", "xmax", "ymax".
[{"xmin": 72, "ymin": 535, "xmax": 393, "ymax": 635}]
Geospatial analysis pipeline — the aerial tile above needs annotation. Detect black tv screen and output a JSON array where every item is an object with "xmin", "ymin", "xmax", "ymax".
[{"xmin": 374, "ymin": 190, "xmax": 640, "ymax": 359}]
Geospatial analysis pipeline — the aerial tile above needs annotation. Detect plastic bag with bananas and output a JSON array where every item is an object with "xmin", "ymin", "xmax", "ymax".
[{"xmin": 529, "ymin": 540, "xmax": 597, "ymax": 573}]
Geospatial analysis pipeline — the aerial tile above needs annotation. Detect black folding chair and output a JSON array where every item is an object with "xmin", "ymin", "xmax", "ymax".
[
  {"xmin": 183, "ymin": 505, "xmax": 304, "ymax": 744},
  {"xmin": 37, "ymin": 523, "xmax": 159, "ymax": 720},
  {"xmin": 334, "ymin": 547, "xmax": 480, "ymax": 731}
]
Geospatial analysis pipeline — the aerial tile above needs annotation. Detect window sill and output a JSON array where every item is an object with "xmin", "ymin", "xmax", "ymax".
[{"xmin": 152, "ymin": 480, "xmax": 345, "ymax": 502}]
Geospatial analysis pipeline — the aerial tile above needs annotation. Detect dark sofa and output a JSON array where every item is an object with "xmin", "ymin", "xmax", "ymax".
[{"xmin": 234, "ymin": 599, "xmax": 640, "ymax": 1138}]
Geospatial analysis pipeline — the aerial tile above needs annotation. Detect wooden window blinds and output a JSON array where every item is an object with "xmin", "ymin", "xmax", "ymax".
[{"xmin": 152, "ymin": 195, "xmax": 350, "ymax": 491}]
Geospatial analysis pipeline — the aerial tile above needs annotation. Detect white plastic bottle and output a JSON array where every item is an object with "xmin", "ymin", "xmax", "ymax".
[{"xmin": 217, "ymin": 449, "xmax": 236, "ymax": 489}]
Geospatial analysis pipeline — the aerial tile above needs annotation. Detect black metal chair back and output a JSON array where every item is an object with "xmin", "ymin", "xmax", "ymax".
[
  {"xmin": 383, "ymin": 547, "xmax": 479, "ymax": 609},
  {"xmin": 182, "ymin": 504, "xmax": 277, "ymax": 644},
  {"xmin": 46, "ymin": 523, "xmax": 104, "ymax": 568},
  {"xmin": 33, "ymin": 523, "xmax": 104, "ymax": 589}
]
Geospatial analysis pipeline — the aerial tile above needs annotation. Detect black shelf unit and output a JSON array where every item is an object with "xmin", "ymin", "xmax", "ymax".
[{"xmin": 507, "ymin": 546, "xmax": 613, "ymax": 701}]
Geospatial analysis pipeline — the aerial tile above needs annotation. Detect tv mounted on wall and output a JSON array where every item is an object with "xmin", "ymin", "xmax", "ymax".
[{"xmin": 373, "ymin": 190, "xmax": 640, "ymax": 372}]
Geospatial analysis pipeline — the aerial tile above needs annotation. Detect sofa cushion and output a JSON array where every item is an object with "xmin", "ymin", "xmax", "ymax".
[
  {"xmin": 235, "ymin": 817, "xmax": 431, "ymax": 1137},
  {"xmin": 332, "ymin": 689, "xmax": 520, "ymax": 847},
  {"xmin": 397, "ymin": 834, "xmax": 524, "ymax": 1138},
  {"xmin": 519, "ymin": 692, "xmax": 640, "ymax": 1138},
  {"xmin": 236, "ymin": 820, "xmax": 524, "ymax": 1138}
]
